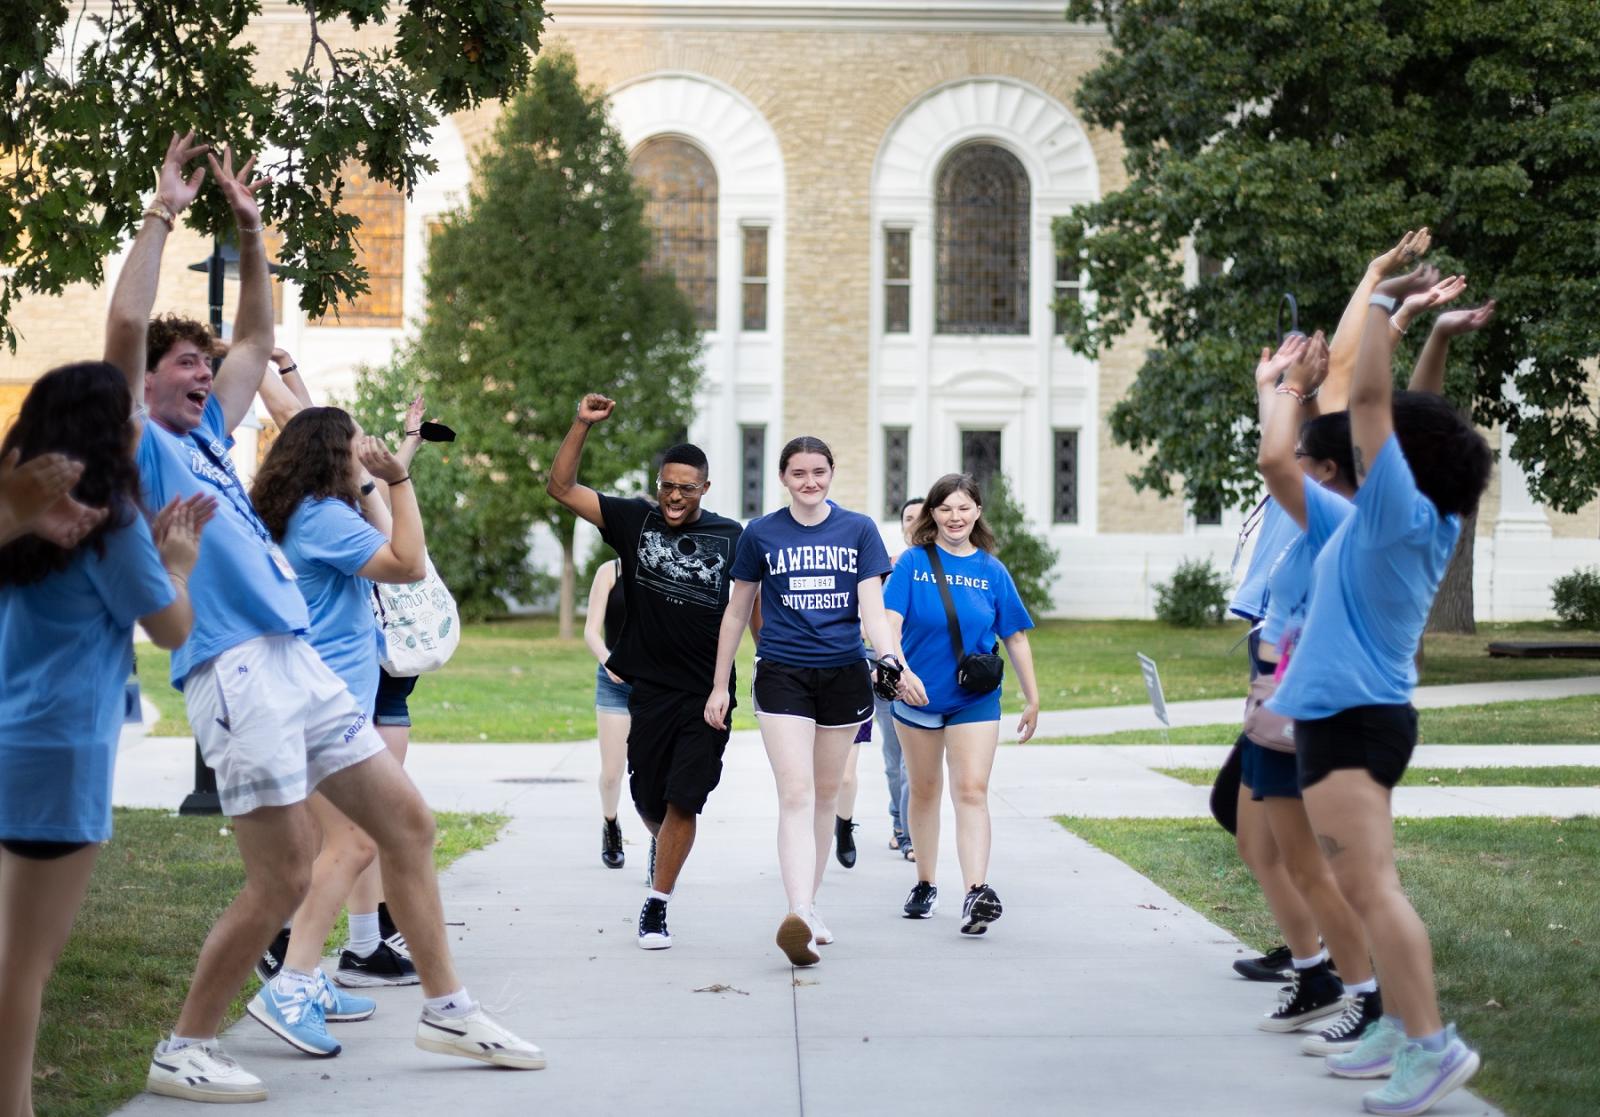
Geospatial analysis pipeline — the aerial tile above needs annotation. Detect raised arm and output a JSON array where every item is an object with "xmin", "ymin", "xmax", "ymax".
[
  {"xmin": 255, "ymin": 356, "xmax": 306, "ymax": 429},
  {"xmin": 271, "ymin": 348, "xmax": 314, "ymax": 411},
  {"xmin": 1255, "ymin": 332, "xmax": 1318, "ymax": 527},
  {"xmin": 545, "ymin": 394, "xmax": 613, "ymax": 529},
  {"xmin": 355, "ymin": 437, "xmax": 426, "ymax": 583},
  {"xmin": 703, "ymin": 579, "xmax": 759, "ymax": 730},
  {"xmin": 1352, "ymin": 266, "xmax": 1453, "ymax": 484},
  {"xmin": 206, "ymin": 147, "xmax": 274, "ymax": 435},
  {"xmin": 1407, "ymin": 299, "xmax": 1494, "ymax": 396},
  {"xmin": 104, "ymin": 132, "xmax": 209, "ymax": 413},
  {"xmin": 1321, "ymin": 228, "xmax": 1430, "ymax": 412}
]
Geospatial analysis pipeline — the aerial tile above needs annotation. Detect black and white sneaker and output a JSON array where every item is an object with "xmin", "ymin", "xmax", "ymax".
[
  {"xmin": 1233, "ymin": 943, "xmax": 1293, "ymax": 982},
  {"xmin": 1259, "ymin": 961, "xmax": 1345, "ymax": 1032},
  {"xmin": 1301, "ymin": 989, "xmax": 1383, "ymax": 1055},
  {"xmin": 377, "ymin": 901, "xmax": 409, "ymax": 958},
  {"xmin": 602, "ymin": 817, "xmax": 625, "ymax": 869},
  {"xmin": 638, "ymin": 898, "xmax": 671, "ymax": 950},
  {"xmin": 253, "ymin": 927, "xmax": 289, "ymax": 984},
  {"xmin": 334, "ymin": 940, "xmax": 420, "ymax": 987},
  {"xmin": 902, "ymin": 881, "xmax": 938, "ymax": 919},
  {"xmin": 959, "ymin": 884, "xmax": 1002, "ymax": 935}
]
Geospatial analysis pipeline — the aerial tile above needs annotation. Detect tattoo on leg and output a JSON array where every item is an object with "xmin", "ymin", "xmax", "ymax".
[
  {"xmin": 1317, "ymin": 833, "xmax": 1347, "ymax": 858},
  {"xmin": 1352, "ymin": 445, "xmax": 1367, "ymax": 483}
]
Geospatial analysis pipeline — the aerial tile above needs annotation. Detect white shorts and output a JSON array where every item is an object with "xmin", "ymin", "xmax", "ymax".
[{"xmin": 184, "ymin": 634, "xmax": 387, "ymax": 817}]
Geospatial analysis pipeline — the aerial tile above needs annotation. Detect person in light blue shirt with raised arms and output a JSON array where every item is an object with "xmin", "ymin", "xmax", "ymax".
[
  {"xmin": 706, "ymin": 435, "xmax": 918, "ymax": 967},
  {"xmin": 882, "ymin": 473, "xmax": 1037, "ymax": 936},
  {"xmin": 1266, "ymin": 260, "xmax": 1494, "ymax": 1116},
  {"xmin": 0, "ymin": 356, "xmax": 207, "ymax": 1117}
]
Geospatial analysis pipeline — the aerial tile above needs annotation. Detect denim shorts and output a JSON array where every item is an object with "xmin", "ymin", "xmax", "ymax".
[
  {"xmin": 891, "ymin": 689, "xmax": 1002, "ymax": 730},
  {"xmin": 595, "ymin": 663, "xmax": 633, "ymax": 713}
]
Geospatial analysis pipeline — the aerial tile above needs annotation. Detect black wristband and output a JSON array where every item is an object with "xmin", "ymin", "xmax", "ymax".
[
  {"xmin": 277, "ymin": 363, "xmax": 298, "ymax": 376},
  {"xmin": 390, "ymin": 475, "xmax": 412, "ymax": 486}
]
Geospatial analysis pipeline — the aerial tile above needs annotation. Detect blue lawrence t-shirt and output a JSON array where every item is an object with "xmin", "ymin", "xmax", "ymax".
[
  {"xmin": 1229, "ymin": 500, "xmax": 1300, "ymax": 622},
  {"xmin": 1270, "ymin": 435, "xmax": 1460, "ymax": 720},
  {"xmin": 281, "ymin": 497, "xmax": 388, "ymax": 712},
  {"xmin": 730, "ymin": 502, "xmax": 892, "ymax": 667},
  {"xmin": 138, "ymin": 396, "xmax": 309, "ymax": 687},
  {"xmin": 0, "ymin": 511, "xmax": 174, "ymax": 841},
  {"xmin": 1261, "ymin": 480, "xmax": 1355, "ymax": 649},
  {"xmin": 883, "ymin": 545, "xmax": 1033, "ymax": 715}
]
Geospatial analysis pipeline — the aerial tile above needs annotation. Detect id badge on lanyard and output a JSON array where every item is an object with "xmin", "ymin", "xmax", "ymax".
[{"xmin": 193, "ymin": 433, "xmax": 296, "ymax": 583}]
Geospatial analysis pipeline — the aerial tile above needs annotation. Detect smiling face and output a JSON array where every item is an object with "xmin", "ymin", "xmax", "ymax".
[
  {"xmin": 932, "ymin": 489, "xmax": 981, "ymax": 549},
  {"xmin": 145, "ymin": 339, "xmax": 214, "ymax": 434},
  {"xmin": 780, "ymin": 451, "xmax": 833, "ymax": 510},
  {"xmin": 656, "ymin": 462, "xmax": 708, "ymax": 527}
]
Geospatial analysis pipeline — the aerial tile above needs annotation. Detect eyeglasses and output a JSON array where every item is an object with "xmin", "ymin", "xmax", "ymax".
[{"xmin": 656, "ymin": 478, "xmax": 705, "ymax": 497}]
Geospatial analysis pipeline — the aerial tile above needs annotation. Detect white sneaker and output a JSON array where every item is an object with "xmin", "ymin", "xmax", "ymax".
[
  {"xmin": 415, "ymin": 1005, "xmax": 546, "ymax": 1069},
  {"xmin": 146, "ymin": 1040, "xmax": 268, "ymax": 1103},
  {"xmin": 801, "ymin": 905, "xmax": 834, "ymax": 946}
]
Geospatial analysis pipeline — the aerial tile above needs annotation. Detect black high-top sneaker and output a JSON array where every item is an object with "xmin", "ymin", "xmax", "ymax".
[
  {"xmin": 638, "ymin": 897, "xmax": 671, "ymax": 950},
  {"xmin": 1259, "ymin": 960, "xmax": 1345, "ymax": 1032},
  {"xmin": 834, "ymin": 816, "xmax": 858, "ymax": 868},
  {"xmin": 1301, "ymin": 988, "xmax": 1384, "ymax": 1055},
  {"xmin": 602, "ymin": 817, "xmax": 625, "ymax": 869}
]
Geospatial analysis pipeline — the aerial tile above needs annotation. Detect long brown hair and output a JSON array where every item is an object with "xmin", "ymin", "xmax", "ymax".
[
  {"xmin": 908, "ymin": 473, "xmax": 997, "ymax": 553},
  {"xmin": 250, "ymin": 407, "xmax": 363, "ymax": 542}
]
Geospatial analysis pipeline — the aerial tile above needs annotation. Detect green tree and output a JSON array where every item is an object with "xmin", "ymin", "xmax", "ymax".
[
  {"xmin": 1056, "ymin": 3, "xmax": 1600, "ymax": 538},
  {"xmin": 984, "ymin": 473, "xmax": 1059, "ymax": 618},
  {"xmin": 0, "ymin": 1, "xmax": 546, "ymax": 347},
  {"xmin": 360, "ymin": 50, "xmax": 700, "ymax": 634}
]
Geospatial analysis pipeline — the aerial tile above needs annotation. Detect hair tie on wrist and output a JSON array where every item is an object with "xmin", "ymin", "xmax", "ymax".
[
  {"xmin": 277, "ymin": 363, "xmax": 298, "ymax": 376},
  {"xmin": 405, "ymin": 428, "xmax": 422, "ymax": 437},
  {"xmin": 391, "ymin": 475, "xmax": 412, "ymax": 486}
]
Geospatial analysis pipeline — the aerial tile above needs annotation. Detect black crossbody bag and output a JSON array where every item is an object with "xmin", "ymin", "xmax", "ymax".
[{"xmin": 923, "ymin": 545, "xmax": 1005, "ymax": 695}]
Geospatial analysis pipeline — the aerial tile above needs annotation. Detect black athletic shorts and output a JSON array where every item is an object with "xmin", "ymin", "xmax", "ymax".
[
  {"xmin": 1294, "ymin": 703, "xmax": 1418, "ymax": 791},
  {"xmin": 626, "ymin": 676, "xmax": 734, "ymax": 822},
  {"xmin": 752, "ymin": 659, "xmax": 874, "ymax": 729},
  {"xmin": 1, "ymin": 839, "xmax": 92, "ymax": 859}
]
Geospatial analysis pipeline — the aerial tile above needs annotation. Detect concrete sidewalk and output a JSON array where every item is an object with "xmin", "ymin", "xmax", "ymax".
[
  {"xmin": 111, "ymin": 738, "xmax": 1512, "ymax": 1117},
  {"xmin": 1033, "ymin": 674, "xmax": 1600, "ymax": 737}
]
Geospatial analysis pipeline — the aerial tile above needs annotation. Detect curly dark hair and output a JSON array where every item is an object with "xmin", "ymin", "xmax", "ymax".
[
  {"xmin": 145, "ymin": 313, "xmax": 217, "ymax": 375},
  {"xmin": 250, "ymin": 407, "xmax": 363, "ymax": 542},
  {"xmin": 1392, "ymin": 391, "xmax": 1493, "ymax": 518},
  {"xmin": 0, "ymin": 361, "xmax": 141, "ymax": 588},
  {"xmin": 908, "ymin": 473, "xmax": 998, "ymax": 553}
]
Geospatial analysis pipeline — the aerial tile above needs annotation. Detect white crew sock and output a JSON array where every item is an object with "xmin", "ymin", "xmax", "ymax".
[
  {"xmin": 1291, "ymin": 949, "xmax": 1329, "ymax": 970},
  {"xmin": 165, "ymin": 1033, "xmax": 213, "ymax": 1053},
  {"xmin": 271, "ymin": 967, "xmax": 317, "ymax": 996},
  {"xmin": 425, "ymin": 987, "xmax": 476, "ymax": 1018},
  {"xmin": 346, "ymin": 911, "xmax": 381, "ymax": 957},
  {"xmin": 647, "ymin": 889, "xmax": 671, "ymax": 904},
  {"xmin": 1346, "ymin": 977, "xmax": 1378, "ymax": 995}
]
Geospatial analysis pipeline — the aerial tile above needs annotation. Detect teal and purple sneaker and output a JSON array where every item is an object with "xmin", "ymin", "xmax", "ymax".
[
  {"xmin": 1362, "ymin": 1026, "xmax": 1481, "ymax": 1116},
  {"xmin": 1327, "ymin": 1014, "xmax": 1406, "ymax": 1079}
]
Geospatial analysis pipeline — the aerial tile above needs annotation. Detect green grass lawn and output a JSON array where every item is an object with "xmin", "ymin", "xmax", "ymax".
[
  {"xmin": 1035, "ymin": 695, "xmax": 1600, "ymax": 746},
  {"xmin": 1153, "ymin": 764, "xmax": 1600, "ymax": 788},
  {"xmin": 1057, "ymin": 815, "xmax": 1600, "ymax": 1117},
  {"xmin": 135, "ymin": 618, "xmax": 1600, "ymax": 743},
  {"xmin": 35, "ymin": 808, "xmax": 506, "ymax": 1117}
]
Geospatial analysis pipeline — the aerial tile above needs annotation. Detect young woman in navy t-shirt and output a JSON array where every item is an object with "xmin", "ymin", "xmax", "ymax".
[
  {"xmin": 882, "ymin": 473, "xmax": 1038, "ymax": 935},
  {"xmin": 705, "ymin": 436, "xmax": 919, "ymax": 967}
]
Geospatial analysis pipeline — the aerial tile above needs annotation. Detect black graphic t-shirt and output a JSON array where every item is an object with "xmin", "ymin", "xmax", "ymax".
[{"xmin": 597, "ymin": 494, "xmax": 742, "ymax": 694}]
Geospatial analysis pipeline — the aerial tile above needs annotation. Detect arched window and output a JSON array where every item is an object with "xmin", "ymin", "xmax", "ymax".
[
  {"xmin": 308, "ymin": 164, "xmax": 405, "ymax": 328},
  {"xmin": 633, "ymin": 136, "xmax": 719, "ymax": 330},
  {"xmin": 936, "ymin": 143, "xmax": 1030, "ymax": 335}
]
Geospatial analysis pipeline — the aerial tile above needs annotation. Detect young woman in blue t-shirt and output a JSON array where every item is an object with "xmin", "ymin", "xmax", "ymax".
[
  {"xmin": 0, "ymin": 361, "xmax": 206, "ymax": 1112},
  {"xmin": 882, "ymin": 473, "xmax": 1038, "ymax": 935},
  {"xmin": 705, "ymin": 436, "xmax": 918, "ymax": 966}
]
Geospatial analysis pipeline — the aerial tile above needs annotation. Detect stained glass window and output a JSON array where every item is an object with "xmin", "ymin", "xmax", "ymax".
[
  {"xmin": 633, "ymin": 137, "xmax": 719, "ymax": 330},
  {"xmin": 884, "ymin": 228, "xmax": 911, "ymax": 334},
  {"xmin": 936, "ymin": 144, "xmax": 1030, "ymax": 335}
]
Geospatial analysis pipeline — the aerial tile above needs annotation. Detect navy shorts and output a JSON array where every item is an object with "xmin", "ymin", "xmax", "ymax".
[
  {"xmin": 1239, "ymin": 737, "xmax": 1300, "ymax": 800},
  {"xmin": 373, "ymin": 669, "xmax": 419, "ymax": 727},
  {"xmin": 595, "ymin": 663, "xmax": 633, "ymax": 713}
]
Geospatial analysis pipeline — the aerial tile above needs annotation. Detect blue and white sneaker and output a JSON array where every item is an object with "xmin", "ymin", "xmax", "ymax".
[
  {"xmin": 1328, "ymin": 1014, "xmax": 1407, "ymax": 1079},
  {"xmin": 314, "ymin": 967, "xmax": 376, "ymax": 1023},
  {"xmin": 247, "ymin": 979, "xmax": 341, "ymax": 1056},
  {"xmin": 1362, "ymin": 1027, "xmax": 1481, "ymax": 1116}
]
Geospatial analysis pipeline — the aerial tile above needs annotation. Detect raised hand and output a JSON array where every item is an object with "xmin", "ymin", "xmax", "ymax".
[
  {"xmin": 1400, "ymin": 274, "xmax": 1467, "ymax": 320},
  {"xmin": 156, "ymin": 130, "xmax": 211, "ymax": 215},
  {"xmin": 152, "ymin": 493, "xmax": 213, "ymax": 579},
  {"xmin": 1434, "ymin": 300, "xmax": 1497, "ymax": 338},
  {"xmin": 205, "ymin": 145, "xmax": 270, "ymax": 229},
  {"xmin": 1375, "ymin": 263, "xmax": 1441, "ymax": 302},
  {"xmin": 1368, "ymin": 228, "xmax": 1431, "ymax": 277},
  {"xmin": 577, "ymin": 394, "xmax": 615, "ymax": 426},
  {"xmin": 1255, "ymin": 334, "xmax": 1310, "ymax": 391},
  {"xmin": 403, "ymin": 393, "xmax": 426, "ymax": 437},
  {"xmin": 357, "ymin": 435, "xmax": 408, "ymax": 484},
  {"xmin": 1284, "ymin": 330, "xmax": 1330, "ymax": 394}
]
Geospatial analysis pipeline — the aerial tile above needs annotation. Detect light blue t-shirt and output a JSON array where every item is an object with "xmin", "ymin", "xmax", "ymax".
[
  {"xmin": 1229, "ymin": 500, "xmax": 1300, "ymax": 622},
  {"xmin": 1260, "ymin": 480, "xmax": 1355, "ymax": 649},
  {"xmin": 280, "ymin": 497, "xmax": 388, "ymax": 713},
  {"xmin": 730, "ymin": 502, "xmax": 893, "ymax": 667},
  {"xmin": 137, "ymin": 396, "xmax": 309, "ymax": 688},
  {"xmin": 883, "ymin": 544, "xmax": 1033, "ymax": 715},
  {"xmin": 1269, "ymin": 435, "xmax": 1460, "ymax": 720},
  {"xmin": 0, "ymin": 511, "xmax": 174, "ymax": 841}
]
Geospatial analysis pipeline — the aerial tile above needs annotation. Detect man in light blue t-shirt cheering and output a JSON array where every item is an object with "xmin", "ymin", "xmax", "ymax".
[{"xmin": 109, "ymin": 136, "xmax": 542, "ymax": 1103}]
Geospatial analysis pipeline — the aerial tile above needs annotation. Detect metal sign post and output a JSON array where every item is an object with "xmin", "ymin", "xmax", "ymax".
[{"xmin": 1137, "ymin": 652, "xmax": 1173, "ymax": 757}]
